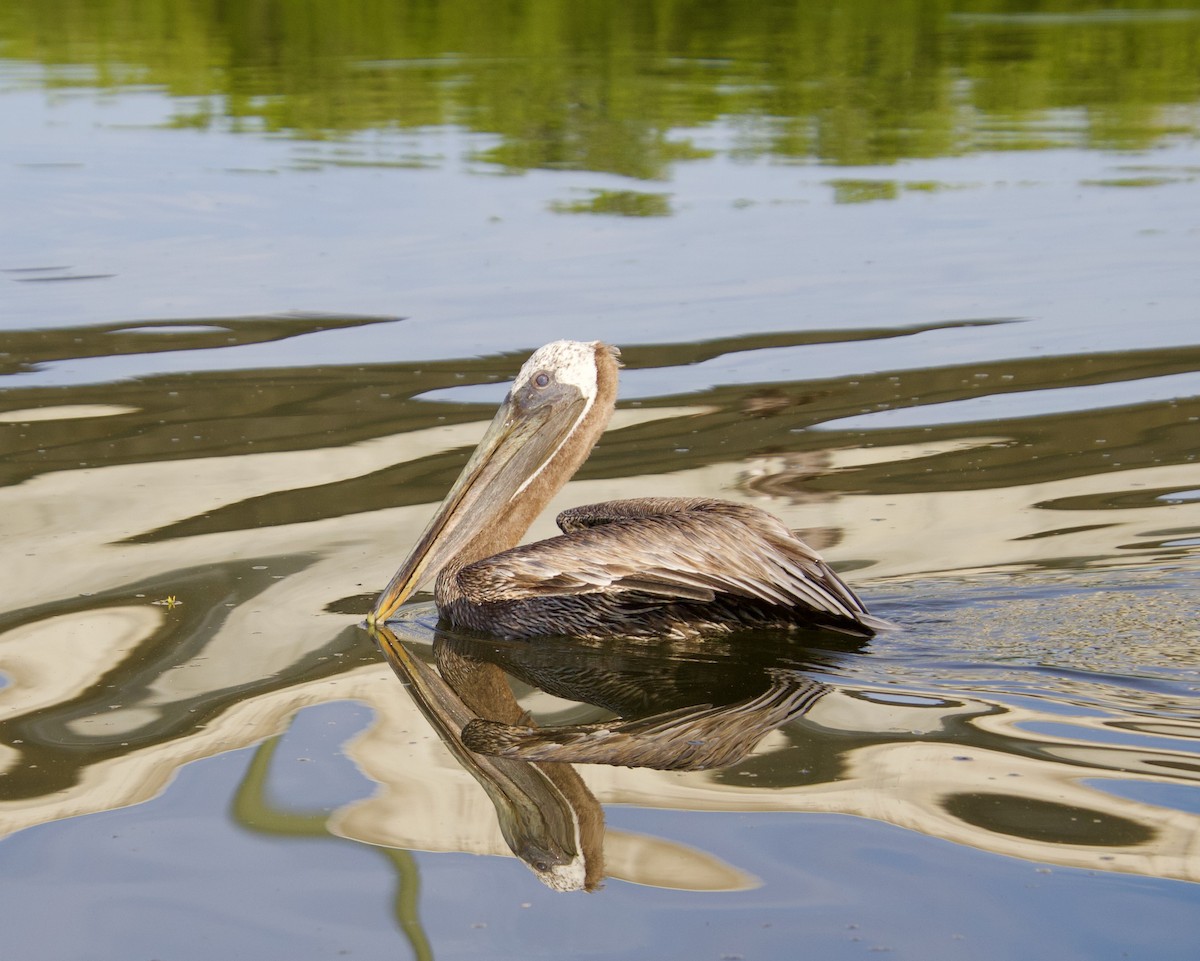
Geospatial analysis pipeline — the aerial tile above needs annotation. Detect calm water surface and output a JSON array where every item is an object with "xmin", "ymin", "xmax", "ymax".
[{"xmin": 1, "ymin": 2, "xmax": 1199, "ymax": 959}]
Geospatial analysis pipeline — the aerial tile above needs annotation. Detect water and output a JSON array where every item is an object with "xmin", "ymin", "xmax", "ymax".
[{"xmin": 1, "ymin": 1, "xmax": 1199, "ymax": 958}]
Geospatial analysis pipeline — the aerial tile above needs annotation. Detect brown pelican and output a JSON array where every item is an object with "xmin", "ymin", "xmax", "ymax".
[{"xmin": 368, "ymin": 340, "xmax": 887, "ymax": 639}]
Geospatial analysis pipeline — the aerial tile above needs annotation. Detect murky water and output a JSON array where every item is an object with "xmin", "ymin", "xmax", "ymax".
[{"xmin": 1, "ymin": 2, "xmax": 1199, "ymax": 959}]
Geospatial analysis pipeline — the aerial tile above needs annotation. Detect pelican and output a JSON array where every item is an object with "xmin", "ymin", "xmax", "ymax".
[{"xmin": 368, "ymin": 340, "xmax": 887, "ymax": 639}]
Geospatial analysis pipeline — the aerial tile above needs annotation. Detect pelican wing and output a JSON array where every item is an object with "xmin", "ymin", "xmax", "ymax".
[{"xmin": 455, "ymin": 499, "xmax": 874, "ymax": 625}]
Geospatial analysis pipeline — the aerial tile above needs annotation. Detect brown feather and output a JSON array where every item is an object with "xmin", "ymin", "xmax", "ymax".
[{"xmin": 441, "ymin": 497, "xmax": 882, "ymax": 639}]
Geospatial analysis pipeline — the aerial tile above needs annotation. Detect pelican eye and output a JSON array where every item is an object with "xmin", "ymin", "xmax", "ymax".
[{"xmin": 533, "ymin": 372, "xmax": 551, "ymax": 389}]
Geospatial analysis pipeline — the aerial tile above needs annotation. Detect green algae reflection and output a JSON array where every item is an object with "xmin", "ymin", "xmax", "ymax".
[
  {"xmin": 550, "ymin": 189, "xmax": 673, "ymax": 217},
  {"xmin": 3, "ymin": 0, "xmax": 1200, "ymax": 178}
]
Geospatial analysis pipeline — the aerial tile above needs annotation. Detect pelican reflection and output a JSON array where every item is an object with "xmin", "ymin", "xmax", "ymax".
[{"xmin": 371, "ymin": 612, "xmax": 853, "ymax": 890}]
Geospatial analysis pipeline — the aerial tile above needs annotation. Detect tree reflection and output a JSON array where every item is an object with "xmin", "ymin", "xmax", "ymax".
[{"xmin": 2, "ymin": 0, "xmax": 1199, "ymax": 176}]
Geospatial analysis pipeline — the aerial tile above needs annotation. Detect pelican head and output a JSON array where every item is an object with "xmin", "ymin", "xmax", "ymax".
[{"xmin": 368, "ymin": 340, "xmax": 619, "ymax": 626}]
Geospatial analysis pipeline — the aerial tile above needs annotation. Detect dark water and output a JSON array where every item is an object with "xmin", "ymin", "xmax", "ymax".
[{"xmin": 1, "ymin": 2, "xmax": 1199, "ymax": 959}]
